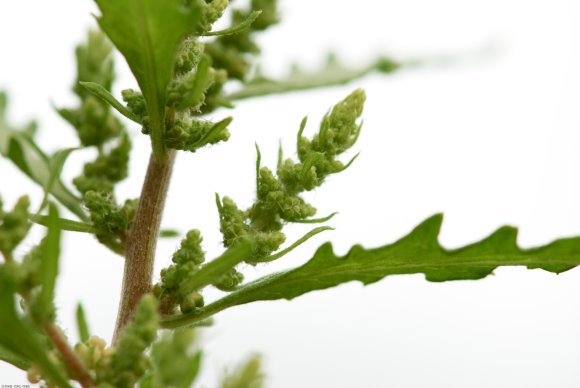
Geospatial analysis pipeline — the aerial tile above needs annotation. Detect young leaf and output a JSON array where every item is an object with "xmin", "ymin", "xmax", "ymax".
[
  {"xmin": 0, "ymin": 93, "xmax": 87, "ymax": 220},
  {"xmin": 161, "ymin": 214, "xmax": 580, "ymax": 328},
  {"xmin": 29, "ymin": 214, "xmax": 97, "ymax": 234},
  {"xmin": 94, "ymin": 0, "xmax": 203, "ymax": 159},
  {"xmin": 39, "ymin": 148, "xmax": 78, "ymax": 212},
  {"xmin": 36, "ymin": 203, "xmax": 61, "ymax": 322},
  {"xmin": 79, "ymin": 81, "xmax": 140, "ymax": 123},
  {"xmin": 76, "ymin": 304, "xmax": 91, "ymax": 343}
]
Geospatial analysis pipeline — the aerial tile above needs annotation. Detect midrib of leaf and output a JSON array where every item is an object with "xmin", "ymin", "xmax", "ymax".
[{"xmin": 135, "ymin": 0, "xmax": 165, "ymax": 159}]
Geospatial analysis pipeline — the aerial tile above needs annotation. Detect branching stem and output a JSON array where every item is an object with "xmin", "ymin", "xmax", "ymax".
[
  {"xmin": 44, "ymin": 322, "xmax": 94, "ymax": 388},
  {"xmin": 113, "ymin": 149, "xmax": 176, "ymax": 343}
]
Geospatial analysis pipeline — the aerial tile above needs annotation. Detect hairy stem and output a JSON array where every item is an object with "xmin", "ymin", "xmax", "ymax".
[
  {"xmin": 44, "ymin": 322, "xmax": 94, "ymax": 388},
  {"xmin": 113, "ymin": 149, "xmax": 176, "ymax": 343}
]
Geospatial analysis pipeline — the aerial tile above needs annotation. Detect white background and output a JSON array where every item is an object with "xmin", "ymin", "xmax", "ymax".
[{"xmin": 2, "ymin": 0, "xmax": 580, "ymax": 387}]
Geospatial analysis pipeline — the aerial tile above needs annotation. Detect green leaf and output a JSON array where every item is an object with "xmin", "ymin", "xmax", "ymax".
[
  {"xmin": 0, "ymin": 268, "xmax": 71, "ymax": 387},
  {"xmin": 204, "ymin": 10, "xmax": 261, "ymax": 37},
  {"xmin": 29, "ymin": 214, "xmax": 97, "ymax": 234},
  {"xmin": 161, "ymin": 214, "xmax": 580, "ymax": 328},
  {"xmin": 0, "ymin": 343, "xmax": 31, "ymax": 371},
  {"xmin": 160, "ymin": 229, "xmax": 180, "ymax": 238},
  {"xmin": 79, "ymin": 81, "xmax": 140, "ymax": 123},
  {"xmin": 0, "ymin": 93, "xmax": 87, "ymax": 221},
  {"xmin": 253, "ymin": 226, "xmax": 334, "ymax": 263},
  {"xmin": 94, "ymin": 0, "xmax": 203, "ymax": 159},
  {"xmin": 36, "ymin": 203, "xmax": 61, "ymax": 322},
  {"xmin": 228, "ymin": 55, "xmax": 401, "ymax": 100},
  {"xmin": 39, "ymin": 147, "xmax": 78, "ymax": 212},
  {"xmin": 76, "ymin": 303, "xmax": 91, "ymax": 342}
]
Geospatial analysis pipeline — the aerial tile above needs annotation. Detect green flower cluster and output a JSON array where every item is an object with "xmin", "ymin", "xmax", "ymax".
[
  {"xmin": 57, "ymin": 31, "xmax": 122, "ymax": 147},
  {"xmin": 0, "ymin": 196, "xmax": 30, "ymax": 261},
  {"xmin": 155, "ymin": 230, "xmax": 206, "ymax": 314},
  {"xmin": 218, "ymin": 89, "xmax": 366, "ymax": 264},
  {"xmin": 97, "ymin": 295, "xmax": 159, "ymax": 388},
  {"xmin": 83, "ymin": 192, "xmax": 138, "ymax": 248},
  {"xmin": 0, "ymin": 196, "xmax": 47, "ymax": 312},
  {"xmin": 56, "ymin": 31, "xmax": 134, "ymax": 253}
]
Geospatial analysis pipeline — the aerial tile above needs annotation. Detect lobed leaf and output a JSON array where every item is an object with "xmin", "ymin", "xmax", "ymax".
[
  {"xmin": 162, "ymin": 214, "xmax": 580, "ymax": 328},
  {"xmin": 94, "ymin": 0, "xmax": 203, "ymax": 159},
  {"xmin": 228, "ymin": 55, "xmax": 401, "ymax": 100}
]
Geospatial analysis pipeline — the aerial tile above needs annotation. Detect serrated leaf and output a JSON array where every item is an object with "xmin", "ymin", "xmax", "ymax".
[
  {"xmin": 0, "ymin": 93, "xmax": 87, "ymax": 221},
  {"xmin": 228, "ymin": 55, "xmax": 401, "ymax": 100},
  {"xmin": 161, "ymin": 214, "xmax": 580, "ymax": 328},
  {"xmin": 94, "ymin": 0, "xmax": 203, "ymax": 158}
]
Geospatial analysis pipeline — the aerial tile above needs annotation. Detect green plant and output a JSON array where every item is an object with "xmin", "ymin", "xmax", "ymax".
[{"xmin": 0, "ymin": 1, "xmax": 579, "ymax": 387}]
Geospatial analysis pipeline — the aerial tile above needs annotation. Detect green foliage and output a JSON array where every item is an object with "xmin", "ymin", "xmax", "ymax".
[
  {"xmin": 0, "ymin": 195, "xmax": 30, "ymax": 260},
  {"xmin": 162, "ymin": 213, "xmax": 580, "ymax": 328},
  {"xmin": 205, "ymin": 0, "xmax": 279, "ymax": 80},
  {"xmin": 31, "ymin": 203, "xmax": 61, "ymax": 323},
  {"xmin": 55, "ymin": 30, "xmax": 134, "ymax": 256},
  {"xmin": 216, "ymin": 89, "xmax": 364, "ymax": 266},
  {"xmin": 0, "ymin": 216, "xmax": 71, "ymax": 387},
  {"xmin": 228, "ymin": 55, "xmax": 400, "ymax": 100},
  {"xmin": 76, "ymin": 304, "xmax": 91, "ymax": 343},
  {"xmin": 1, "ymin": 0, "xmax": 579, "ymax": 386}
]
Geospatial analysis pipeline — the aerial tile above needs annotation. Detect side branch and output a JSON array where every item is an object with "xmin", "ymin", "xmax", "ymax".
[
  {"xmin": 44, "ymin": 323, "xmax": 94, "ymax": 388},
  {"xmin": 113, "ymin": 149, "xmax": 176, "ymax": 343}
]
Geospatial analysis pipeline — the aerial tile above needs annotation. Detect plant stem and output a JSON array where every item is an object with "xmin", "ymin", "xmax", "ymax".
[
  {"xmin": 44, "ymin": 322, "xmax": 94, "ymax": 388},
  {"xmin": 113, "ymin": 149, "xmax": 176, "ymax": 343}
]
